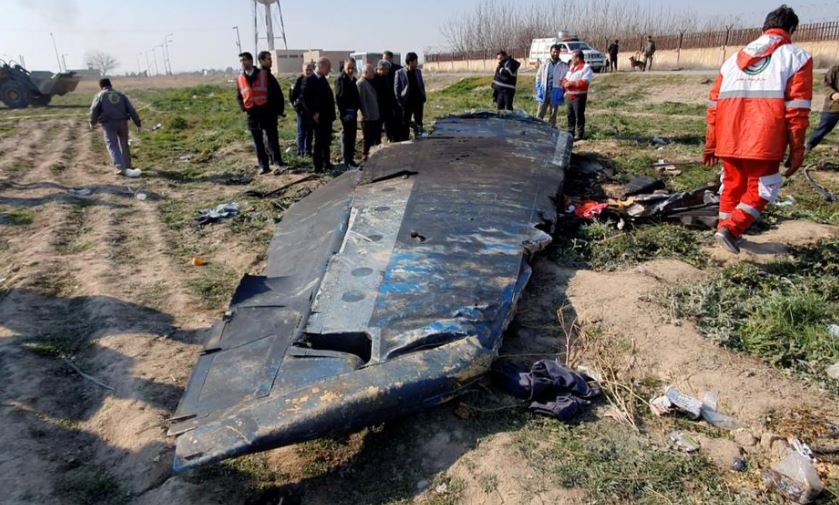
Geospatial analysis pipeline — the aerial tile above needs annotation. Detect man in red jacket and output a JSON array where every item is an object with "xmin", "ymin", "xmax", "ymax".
[{"xmin": 704, "ymin": 5, "xmax": 812, "ymax": 253}]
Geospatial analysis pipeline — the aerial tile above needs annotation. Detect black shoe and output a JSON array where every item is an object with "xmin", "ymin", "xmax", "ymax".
[
  {"xmin": 714, "ymin": 228, "xmax": 740, "ymax": 254},
  {"xmin": 258, "ymin": 167, "xmax": 272, "ymax": 175}
]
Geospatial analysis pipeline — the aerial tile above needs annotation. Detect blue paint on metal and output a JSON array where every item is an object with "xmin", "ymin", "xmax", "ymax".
[{"xmin": 168, "ymin": 112, "xmax": 573, "ymax": 472}]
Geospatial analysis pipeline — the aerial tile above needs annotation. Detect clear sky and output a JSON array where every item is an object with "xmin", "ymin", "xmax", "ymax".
[{"xmin": 2, "ymin": 0, "xmax": 838, "ymax": 74}]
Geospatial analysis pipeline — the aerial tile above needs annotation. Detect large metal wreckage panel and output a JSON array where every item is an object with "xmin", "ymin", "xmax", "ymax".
[{"xmin": 168, "ymin": 112, "xmax": 574, "ymax": 472}]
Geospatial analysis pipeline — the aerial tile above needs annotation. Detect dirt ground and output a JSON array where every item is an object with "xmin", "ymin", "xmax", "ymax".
[{"xmin": 1, "ymin": 74, "xmax": 838, "ymax": 505}]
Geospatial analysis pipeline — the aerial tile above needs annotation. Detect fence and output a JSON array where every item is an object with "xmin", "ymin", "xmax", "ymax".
[{"xmin": 426, "ymin": 20, "xmax": 839, "ymax": 63}]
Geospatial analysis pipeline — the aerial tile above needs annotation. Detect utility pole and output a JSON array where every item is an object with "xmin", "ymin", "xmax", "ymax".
[
  {"xmin": 49, "ymin": 32, "xmax": 62, "ymax": 72},
  {"xmin": 61, "ymin": 53, "xmax": 69, "ymax": 72},
  {"xmin": 253, "ymin": 0, "xmax": 258, "ymax": 54},
  {"xmin": 277, "ymin": 1, "xmax": 288, "ymax": 50},
  {"xmin": 136, "ymin": 53, "xmax": 143, "ymax": 76},
  {"xmin": 233, "ymin": 26, "xmax": 242, "ymax": 54},
  {"xmin": 145, "ymin": 51, "xmax": 152, "ymax": 76},
  {"xmin": 163, "ymin": 33, "xmax": 174, "ymax": 74},
  {"xmin": 151, "ymin": 47, "xmax": 160, "ymax": 76}
]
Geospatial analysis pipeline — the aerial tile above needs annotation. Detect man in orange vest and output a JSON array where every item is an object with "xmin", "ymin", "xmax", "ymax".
[
  {"xmin": 236, "ymin": 51, "xmax": 284, "ymax": 175},
  {"xmin": 704, "ymin": 5, "xmax": 812, "ymax": 253},
  {"xmin": 562, "ymin": 50, "xmax": 594, "ymax": 141}
]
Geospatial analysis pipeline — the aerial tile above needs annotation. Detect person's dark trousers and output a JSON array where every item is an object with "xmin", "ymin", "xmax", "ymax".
[
  {"xmin": 402, "ymin": 103, "xmax": 424, "ymax": 139},
  {"xmin": 262, "ymin": 114, "xmax": 283, "ymax": 166},
  {"xmin": 645, "ymin": 56, "xmax": 653, "ymax": 71},
  {"xmin": 807, "ymin": 111, "xmax": 839, "ymax": 151},
  {"xmin": 495, "ymin": 89, "xmax": 515, "ymax": 111},
  {"xmin": 340, "ymin": 117, "xmax": 358, "ymax": 165},
  {"xmin": 567, "ymin": 94, "xmax": 588, "ymax": 138},
  {"xmin": 385, "ymin": 107, "xmax": 402, "ymax": 142},
  {"xmin": 296, "ymin": 111, "xmax": 313, "ymax": 155},
  {"xmin": 312, "ymin": 121, "xmax": 333, "ymax": 172},
  {"xmin": 610, "ymin": 57, "xmax": 618, "ymax": 71},
  {"xmin": 362, "ymin": 120, "xmax": 382, "ymax": 157}
]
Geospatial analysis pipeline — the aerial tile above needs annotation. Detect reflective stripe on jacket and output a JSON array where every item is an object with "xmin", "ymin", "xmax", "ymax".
[
  {"xmin": 535, "ymin": 59, "xmax": 569, "ymax": 103},
  {"xmin": 237, "ymin": 70, "xmax": 269, "ymax": 109},
  {"xmin": 562, "ymin": 63, "xmax": 593, "ymax": 100},
  {"xmin": 706, "ymin": 29, "xmax": 812, "ymax": 161}
]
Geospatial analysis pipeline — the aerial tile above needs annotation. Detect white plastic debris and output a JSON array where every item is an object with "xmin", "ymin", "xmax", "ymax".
[
  {"xmin": 763, "ymin": 449, "xmax": 823, "ymax": 504},
  {"xmin": 828, "ymin": 324, "xmax": 839, "ymax": 338},
  {"xmin": 664, "ymin": 385, "xmax": 702, "ymax": 419}
]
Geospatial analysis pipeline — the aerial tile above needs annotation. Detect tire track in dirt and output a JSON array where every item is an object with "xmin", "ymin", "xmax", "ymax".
[{"xmin": 1, "ymin": 117, "xmax": 205, "ymax": 501}]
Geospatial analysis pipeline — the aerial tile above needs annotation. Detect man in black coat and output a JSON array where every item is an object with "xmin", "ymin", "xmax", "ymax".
[
  {"xmin": 492, "ymin": 50, "xmax": 520, "ymax": 111},
  {"xmin": 235, "ymin": 52, "xmax": 285, "ymax": 175},
  {"xmin": 290, "ymin": 62, "xmax": 314, "ymax": 156},
  {"xmin": 258, "ymin": 51, "xmax": 287, "ymax": 168},
  {"xmin": 335, "ymin": 58, "xmax": 360, "ymax": 168},
  {"xmin": 382, "ymin": 51, "xmax": 402, "ymax": 142},
  {"xmin": 301, "ymin": 57, "xmax": 336, "ymax": 173}
]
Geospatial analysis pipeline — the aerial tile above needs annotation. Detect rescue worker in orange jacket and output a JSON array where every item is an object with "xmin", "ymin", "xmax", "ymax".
[
  {"xmin": 236, "ymin": 51, "xmax": 284, "ymax": 175},
  {"xmin": 562, "ymin": 50, "xmax": 594, "ymax": 141},
  {"xmin": 704, "ymin": 5, "xmax": 812, "ymax": 253}
]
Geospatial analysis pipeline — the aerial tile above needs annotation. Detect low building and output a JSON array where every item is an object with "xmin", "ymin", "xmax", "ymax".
[
  {"xmin": 272, "ymin": 49, "xmax": 307, "ymax": 75},
  {"xmin": 303, "ymin": 49, "xmax": 354, "ymax": 70},
  {"xmin": 350, "ymin": 52, "xmax": 400, "ymax": 71}
]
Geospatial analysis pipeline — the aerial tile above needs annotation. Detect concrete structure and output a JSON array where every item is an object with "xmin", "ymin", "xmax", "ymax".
[
  {"xmin": 271, "ymin": 49, "xmax": 307, "ymax": 75},
  {"xmin": 303, "ymin": 49, "xmax": 354, "ymax": 70},
  {"xmin": 424, "ymin": 40, "xmax": 839, "ymax": 73}
]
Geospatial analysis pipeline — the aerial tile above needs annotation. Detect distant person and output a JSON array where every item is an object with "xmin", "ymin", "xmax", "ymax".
[
  {"xmin": 643, "ymin": 35, "xmax": 656, "ymax": 71},
  {"xmin": 335, "ymin": 58, "xmax": 360, "ymax": 168},
  {"xmin": 257, "ymin": 50, "xmax": 287, "ymax": 168},
  {"xmin": 535, "ymin": 44, "xmax": 569, "ymax": 126},
  {"xmin": 704, "ymin": 5, "xmax": 812, "ymax": 254},
  {"xmin": 806, "ymin": 63, "xmax": 839, "ymax": 154},
  {"xmin": 235, "ymin": 52, "xmax": 283, "ymax": 175},
  {"xmin": 492, "ymin": 50, "xmax": 520, "ymax": 110},
  {"xmin": 383, "ymin": 50, "xmax": 402, "ymax": 74},
  {"xmin": 374, "ymin": 60, "xmax": 399, "ymax": 142},
  {"xmin": 395, "ymin": 52, "xmax": 426, "ymax": 140},
  {"xmin": 89, "ymin": 78, "xmax": 142, "ymax": 178},
  {"xmin": 302, "ymin": 57, "xmax": 337, "ymax": 173},
  {"xmin": 290, "ymin": 62, "xmax": 314, "ymax": 156},
  {"xmin": 608, "ymin": 40, "xmax": 619, "ymax": 71},
  {"xmin": 357, "ymin": 63, "xmax": 382, "ymax": 162},
  {"xmin": 562, "ymin": 50, "xmax": 594, "ymax": 140},
  {"xmin": 382, "ymin": 51, "xmax": 402, "ymax": 141}
]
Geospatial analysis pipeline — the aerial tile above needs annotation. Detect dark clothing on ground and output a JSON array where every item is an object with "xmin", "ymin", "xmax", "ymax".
[
  {"xmin": 567, "ymin": 94, "xmax": 588, "ymax": 138},
  {"xmin": 335, "ymin": 73, "xmax": 360, "ymax": 165},
  {"xmin": 236, "ymin": 68, "xmax": 284, "ymax": 169},
  {"xmin": 302, "ymin": 72, "xmax": 336, "ymax": 171}
]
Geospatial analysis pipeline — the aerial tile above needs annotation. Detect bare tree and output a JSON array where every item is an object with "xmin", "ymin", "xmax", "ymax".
[{"xmin": 84, "ymin": 50, "xmax": 119, "ymax": 76}]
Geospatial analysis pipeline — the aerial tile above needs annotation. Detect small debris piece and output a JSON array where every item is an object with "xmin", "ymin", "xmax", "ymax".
[
  {"xmin": 664, "ymin": 385, "xmax": 702, "ymax": 419},
  {"xmin": 195, "ymin": 202, "xmax": 240, "ymax": 225},
  {"xmin": 434, "ymin": 483, "xmax": 449, "ymax": 495},
  {"xmin": 574, "ymin": 200, "xmax": 608, "ymax": 219},
  {"xmin": 828, "ymin": 324, "xmax": 839, "ymax": 339},
  {"xmin": 191, "ymin": 256, "xmax": 206, "ymax": 266},
  {"xmin": 824, "ymin": 362, "xmax": 839, "ymax": 380},
  {"xmin": 649, "ymin": 395, "xmax": 672, "ymax": 416},
  {"xmin": 135, "ymin": 192, "xmax": 147, "ymax": 201},
  {"xmin": 762, "ymin": 450, "xmax": 823, "ymax": 504},
  {"xmin": 670, "ymin": 430, "xmax": 700, "ymax": 453},
  {"xmin": 775, "ymin": 195, "xmax": 796, "ymax": 207},
  {"xmin": 624, "ymin": 175, "xmax": 666, "ymax": 197},
  {"xmin": 152, "ymin": 123, "xmax": 163, "ymax": 130},
  {"xmin": 650, "ymin": 136, "xmax": 671, "ymax": 146},
  {"xmin": 733, "ymin": 457, "xmax": 748, "ymax": 472},
  {"xmin": 69, "ymin": 187, "xmax": 92, "ymax": 197}
]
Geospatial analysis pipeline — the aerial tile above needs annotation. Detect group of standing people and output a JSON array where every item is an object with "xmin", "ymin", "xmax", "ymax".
[{"xmin": 242, "ymin": 50, "xmax": 427, "ymax": 174}]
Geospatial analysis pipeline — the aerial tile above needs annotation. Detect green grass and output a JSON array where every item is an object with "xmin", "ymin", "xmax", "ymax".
[
  {"xmin": 552, "ymin": 222, "xmax": 710, "ymax": 271},
  {"xmin": 187, "ymin": 263, "xmax": 240, "ymax": 310},
  {"xmin": 667, "ymin": 238, "xmax": 839, "ymax": 391},
  {"xmin": 0, "ymin": 207, "xmax": 36, "ymax": 225},
  {"xmin": 56, "ymin": 468, "xmax": 127, "ymax": 505}
]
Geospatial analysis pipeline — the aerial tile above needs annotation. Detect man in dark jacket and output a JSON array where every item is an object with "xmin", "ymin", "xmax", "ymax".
[
  {"xmin": 290, "ymin": 62, "xmax": 314, "ymax": 156},
  {"xmin": 383, "ymin": 51, "xmax": 402, "ymax": 141},
  {"xmin": 374, "ymin": 60, "xmax": 398, "ymax": 142},
  {"xmin": 258, "ymin": 51, "xmax": 287, "ymax": 168},
  {"xmin": 607, "ymin": 40, "xmax": 619, "ymax": 72},
  {"xmin": 235, "ymin": 52, "xmax": 284, "ymax": 175},
  {"xmin": 335, "ymin": 58, "xmax": 360, "ymax": 168},
  {"xmin": 806, "ymin": 64, "xmax": 839, "ymax": 154},
  {"xmin": 394, "ymin": 52, "xmax": 426, "ymax": 140},
  {"xmin": 89, "ymin": 78, "xmax": 142, "ymax": 178},
  {"xmin": 302, "ymin": 57, "xmax": 336, "ymax": 173},
  {"xmin": 492, "ymin": 50, "xmax": 520, "ymax": 110},
  {"xmin": 643, "ymin": 36, "xmax": 656, "ymax": 71}
]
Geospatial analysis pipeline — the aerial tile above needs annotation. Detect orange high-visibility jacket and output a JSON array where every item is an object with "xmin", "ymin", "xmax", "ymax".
[
  {"xmin": 562, "ymin": 63, "xmax": 594, "ymax": 100},
  {"xmin": 237, "ymin": 69, "xmax": 269, "ymax": 109},
  {"xmin": 706, "ymin": 29, "xmax": 812, "ymax": 161}
]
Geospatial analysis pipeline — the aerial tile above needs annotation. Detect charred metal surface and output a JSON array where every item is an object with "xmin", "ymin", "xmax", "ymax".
[{"xmin": 169, "ymin": 112, "xmax": 573, "ymax": 472}]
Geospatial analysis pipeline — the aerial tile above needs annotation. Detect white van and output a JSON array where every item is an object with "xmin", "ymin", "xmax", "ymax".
[{"xmin": 528, "ymin": 35, "xmax": 607, "ymax": 72}]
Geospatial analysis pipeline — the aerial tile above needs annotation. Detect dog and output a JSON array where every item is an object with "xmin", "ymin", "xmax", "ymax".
[{"xmin": 629, "ymin": 55, "xmax": 646, "ymax": 71}]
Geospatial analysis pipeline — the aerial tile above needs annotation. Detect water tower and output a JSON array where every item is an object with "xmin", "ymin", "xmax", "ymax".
[{"xmin": 254, "ymin": 0, "xmax": 288, "ymax": 51}]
